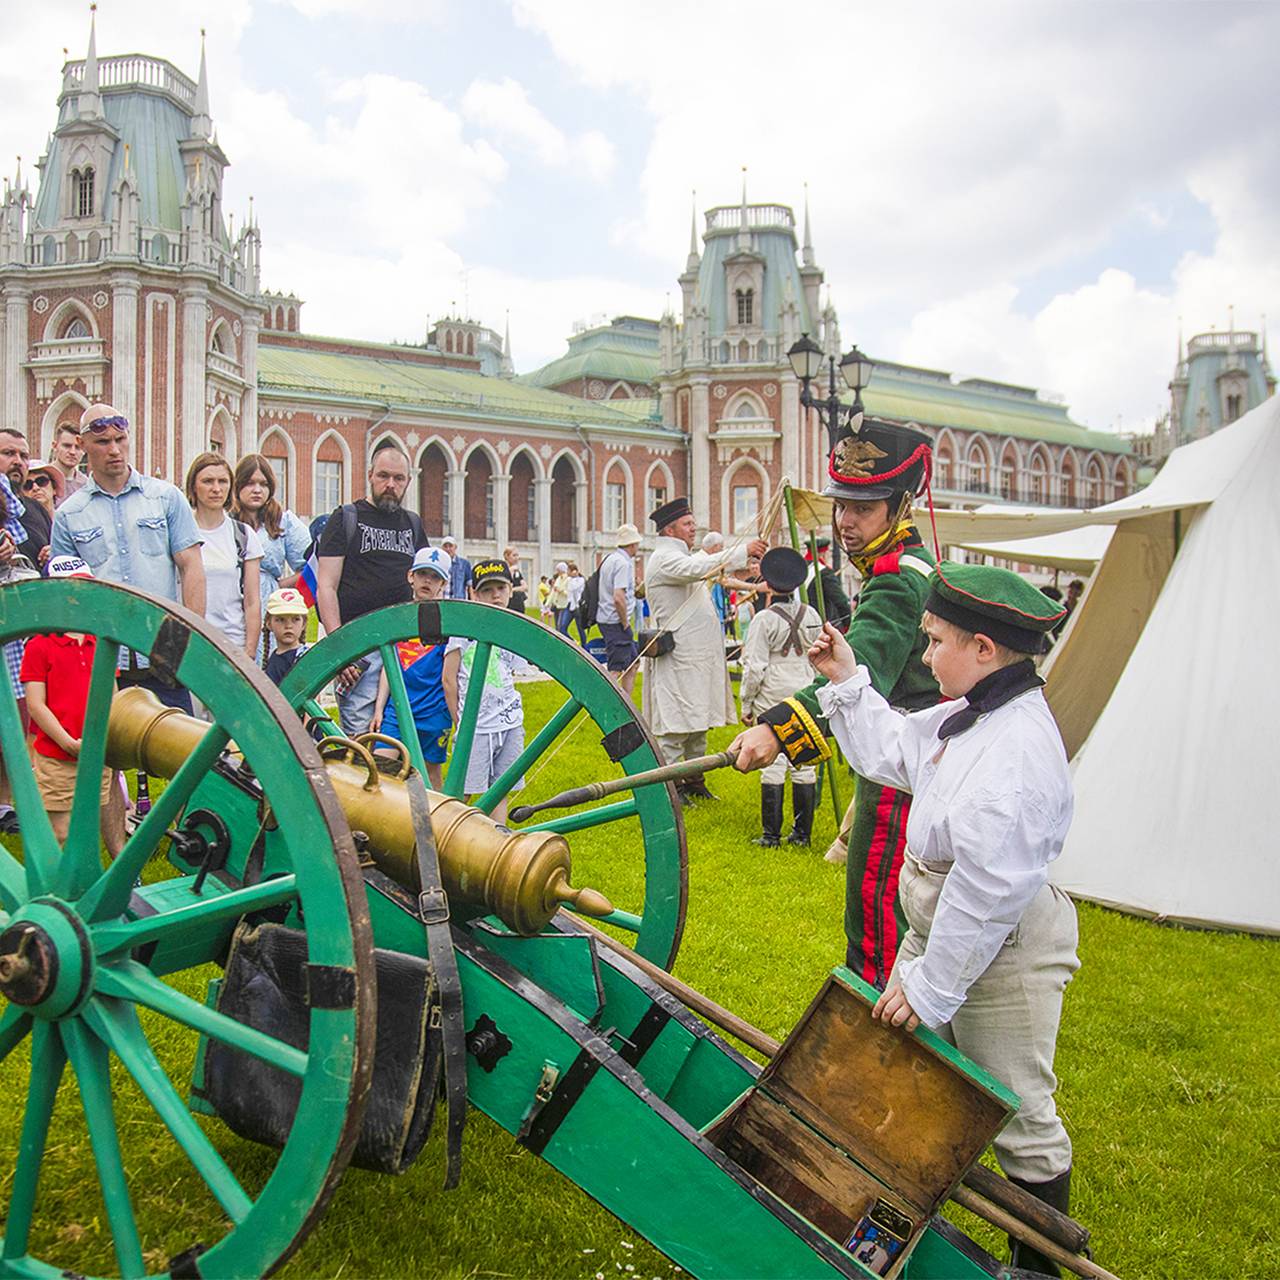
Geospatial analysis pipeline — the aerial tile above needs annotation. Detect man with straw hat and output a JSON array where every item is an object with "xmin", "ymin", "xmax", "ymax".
[
  {"xmin": 644, "ymin": 497, "xmax": 767, "ymax": 803},
  {"xmin": 732, "ymin": 416, "xmax": 939, "ymax": 987}
]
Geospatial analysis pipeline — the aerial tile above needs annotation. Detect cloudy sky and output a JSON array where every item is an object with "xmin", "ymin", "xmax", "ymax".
[{"xmin": 4, "ymin": 1, "xmax": 1278, "ymax": 432}]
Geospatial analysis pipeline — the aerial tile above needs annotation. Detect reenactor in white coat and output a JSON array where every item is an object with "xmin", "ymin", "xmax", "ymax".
[{"xmin": 641, "ymin": 497, "xmax": 766, "ymax": 803}]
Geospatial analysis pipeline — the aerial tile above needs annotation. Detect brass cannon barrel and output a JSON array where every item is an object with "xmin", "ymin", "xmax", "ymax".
[{"xmin": 107, "ymin": 687, "xmax": 613, "ymax": 935}]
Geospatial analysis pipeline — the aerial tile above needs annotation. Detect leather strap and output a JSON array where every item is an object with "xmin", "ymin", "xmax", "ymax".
[
  {"xmin": 769, "ymin": 602, "xmax": 807, "ymax": 657},
  {"xmin": 406, "ymin": 772, "xmax": 467, "ymax": 1188}
]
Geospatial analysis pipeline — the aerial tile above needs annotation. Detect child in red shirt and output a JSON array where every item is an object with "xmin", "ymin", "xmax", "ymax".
[{"xmin": 20, "ymin": 556, "xmax": 126, "ymax": 856}]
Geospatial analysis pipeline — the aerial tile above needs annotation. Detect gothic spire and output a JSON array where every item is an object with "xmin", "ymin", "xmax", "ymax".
[
  {"xmin": 802, "ymin": 182, "xmax": 815, "ymax": 267},
  {"xmin": 192, "ymin": 28, "xmax": 212, "ymax": 139},
  {"xmin": 685, "ymin": 189, "xmax": 700, "ymax": 271},
  {"xmin": 79, "ymin": 5, "xmax": 102, "ymax": 118},
  {"xmin": 737, "ymin": 166, "xmax": 750, "ymax": 251}
]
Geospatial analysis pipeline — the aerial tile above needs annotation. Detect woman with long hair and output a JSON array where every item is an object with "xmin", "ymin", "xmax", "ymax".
[
  {"xmin": 231, "ymin": 454, "xmax": 311, "ymax": 611},
  {"xmin": 185, "ymin": 452, "xmax": 263, "ymax": 660}
]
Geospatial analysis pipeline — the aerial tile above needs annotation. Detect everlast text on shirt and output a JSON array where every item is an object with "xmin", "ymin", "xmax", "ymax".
[{"xmin": 360, "ymin": 525, "xmax": 417, "ymax": 555}]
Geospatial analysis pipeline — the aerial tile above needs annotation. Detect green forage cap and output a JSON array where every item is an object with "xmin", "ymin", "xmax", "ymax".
[{"xmin": 925, "ymin": 561, "xmax": 1067, "ymax": 654}]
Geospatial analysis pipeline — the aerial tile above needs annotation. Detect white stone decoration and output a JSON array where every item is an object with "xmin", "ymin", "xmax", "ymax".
[
  {"xmin": 539, "ymin": 443, "xmax": 553, "ymax": 459},
  {"xmin": 713, "ymin": 383, "xmax": 728, "ymax": 399},
  {"xmin": 763, "ymin": 383, "xmax": 778, "ymax": 398},
  {"xmin": 232, "ymin": 319, "xmax": 242, "ymax": 337},
  {"xmin": 32, "ymin": 296, "xmax": 48, "ymax": 314},
  {"xmin": 589, "ymin": 380, "xmax": 606, "ymax": 398},
  {"xmin": 496, "ymin": 439, "xmax": 511, "ymax": 456},
  {"xmin": 92, "ymin": 291, "xmax": 109, "ymax": 310},
  {"xmin": 406, "ymin": 430, "xmax": 421, "ymax": 448},
  {"xmin": 205, "ymin": 303, "xmax": 214, "ymax": 323},
  {"xmin": 451, "ymin": 434, "xmax": 466, "ymax": 453}
]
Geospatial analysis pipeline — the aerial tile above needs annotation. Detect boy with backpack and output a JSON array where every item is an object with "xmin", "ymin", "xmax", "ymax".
[{"xmin": 739, "ymin": 548, "xmax": 824, "ymax": 847}]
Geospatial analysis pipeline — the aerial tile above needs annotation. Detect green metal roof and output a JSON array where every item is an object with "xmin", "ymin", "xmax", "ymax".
[
  {"xmin": 257, "ymin": 342, "xmax": 672, "ymax": 433},
  {"xmin": 697, "ymin": 216, "xmax": 812, "ymax": 337},
  {"xmin": 523, "ymin": 318, "xmax": 661, "ymax": 389},
  {"xmin": 861, "ymin": 363, "xmax": 1132, "ymax": 454}
]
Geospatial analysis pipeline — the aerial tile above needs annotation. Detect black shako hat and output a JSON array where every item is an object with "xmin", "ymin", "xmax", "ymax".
[
  {"xmin": 759, "ymin": 546, "xmax": 808, "ymax": 594},
  {"xmin": 824, "ymin": 415, "xmax": 932, "ymax": 502},
  {"xmin": 470, "ymin": 557, "xmax": 513, "ymax": 588},
  {"xmin": 650, "ymin": 496, "xmax": 692, "ymax": 529},
  {"xmin": 926, "ymin": 561, "xmax": 1066, "ymax": 654}
]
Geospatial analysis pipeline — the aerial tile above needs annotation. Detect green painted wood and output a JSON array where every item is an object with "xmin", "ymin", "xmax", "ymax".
[
  {"xmin": 281, "ymin": 601, "xmax": 687, "ymax": 967},
  {"xmin": 0, "ymin": 577, "xmax": 375, "ymax": 1280},
  {"xmin": 524, "ymin": 797, "xmax": 639, "ymax": 835},
  {"xmin": 379, "ymin": 642, "xmax": 429, "ymax": 780},
  {"xmin": 475, "ymin": 694, "xmax": 581, "ymax": 814},
  {"xmin": 0, "ymin": 675, "xmax": 59, "ymax": 897},
  {"xmin": 444, "ymin": 639, "xmax": 491, "ymax": 797}
]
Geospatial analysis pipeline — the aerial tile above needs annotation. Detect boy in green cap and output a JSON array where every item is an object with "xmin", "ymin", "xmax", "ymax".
[{"xmin": 807, "ymin": 561, "xmax": 1078, "ymax": 1278}]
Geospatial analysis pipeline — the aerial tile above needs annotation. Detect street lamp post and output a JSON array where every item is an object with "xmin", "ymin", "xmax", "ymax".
[{"xmin": 788, "ymin": 333, "xmax": 876, "ymax": 568}]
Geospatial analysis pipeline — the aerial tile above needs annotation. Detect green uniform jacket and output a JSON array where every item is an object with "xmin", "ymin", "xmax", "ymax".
[{"xmin": 792, "ymin": 532, "xmax": 939, "ymax": 733}]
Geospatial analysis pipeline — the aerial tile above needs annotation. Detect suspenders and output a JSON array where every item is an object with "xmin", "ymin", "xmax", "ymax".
[{"xmin": 769, "ymin": 603, "xmax": 808, "ymax": 657}]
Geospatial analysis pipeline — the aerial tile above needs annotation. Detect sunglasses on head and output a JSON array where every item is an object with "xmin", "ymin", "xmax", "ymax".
[
  {"xmin": 23, "ymin": 475, "xmax": 52, "ymax": 490},
  {"xmin": 82, "ymin": 415, "xmax": 130, "ymax": 434}
]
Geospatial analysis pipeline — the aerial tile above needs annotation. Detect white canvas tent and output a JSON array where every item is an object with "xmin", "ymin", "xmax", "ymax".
[
  {"xmin": 932, "ymin": 504, "xmax": 1113, "ymax": 574},
  {"xmin": 928, "ymin": 400, "xmax": 1280, "ymax": 934}
]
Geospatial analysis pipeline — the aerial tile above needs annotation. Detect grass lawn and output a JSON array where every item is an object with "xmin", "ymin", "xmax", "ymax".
[{"xmin": 3, "ymin": 671, "xmax": 1278, "ymax": 1278}]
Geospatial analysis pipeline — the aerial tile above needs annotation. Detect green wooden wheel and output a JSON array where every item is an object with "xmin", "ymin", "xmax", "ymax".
[
  {"xmin": 0, "ymin": 579, "xmax": 375, "ymax": 1279},
  {"xmin": 280, "ymin": 602, "xmax": 688, "ymax": 967}
]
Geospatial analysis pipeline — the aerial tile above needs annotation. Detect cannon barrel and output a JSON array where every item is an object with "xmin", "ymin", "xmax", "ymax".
[{"xmin": 106, "ymin": 686, "xmax": 613, "ymax": 935}]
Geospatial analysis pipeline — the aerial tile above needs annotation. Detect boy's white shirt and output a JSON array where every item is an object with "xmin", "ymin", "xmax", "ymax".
[
  {"xmin": 444, "ymin": 637, "xmax": 528, "ymax": 734},
  {"xmin": 816, "ymin": 668, "xmax": 1073, "ymax": 1029}
]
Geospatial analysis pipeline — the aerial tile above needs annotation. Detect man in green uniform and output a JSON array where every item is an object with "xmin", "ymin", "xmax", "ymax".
[{"xmin": 732, "ymin": 417, "xmax": 939, "ymax": 988}]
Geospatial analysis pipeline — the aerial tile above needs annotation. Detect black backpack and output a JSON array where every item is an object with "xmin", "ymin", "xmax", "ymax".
[{"xmin": 577, "ymin": 565, "xmax": 603, "ymax": 636}]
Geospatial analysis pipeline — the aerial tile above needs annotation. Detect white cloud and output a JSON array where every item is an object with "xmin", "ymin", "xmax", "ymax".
[{"xmin": 461, "ymin": 76, "xmax": 615, "ymax": 180}]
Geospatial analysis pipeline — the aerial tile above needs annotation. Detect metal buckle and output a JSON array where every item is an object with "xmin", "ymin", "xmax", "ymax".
[{"xmin": 418, "ymin": 886, "xmax": 450, "ymax": 925}]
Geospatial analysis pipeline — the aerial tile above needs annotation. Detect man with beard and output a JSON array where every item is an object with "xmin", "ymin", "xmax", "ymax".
[
  {"xmin": 0, "ymin": 428, "xmax": 51, "ymax": 567},
  {"xmin": 316, "ymin": 442, "xmax": 428, "ymax": 735}
]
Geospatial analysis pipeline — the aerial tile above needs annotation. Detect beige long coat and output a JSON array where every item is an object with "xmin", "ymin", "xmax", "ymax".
[{"xmin": 641, "ymin": 536, "xmax": 748, "ymax": 735}]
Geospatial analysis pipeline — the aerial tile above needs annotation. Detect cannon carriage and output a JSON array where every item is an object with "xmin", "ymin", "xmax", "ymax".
[{"xmin": 0, "ymin": 579, "xmax": 1076, "ymax": 1280}]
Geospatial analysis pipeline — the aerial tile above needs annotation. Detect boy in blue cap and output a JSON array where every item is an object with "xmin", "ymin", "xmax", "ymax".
[{"xmin": 807, "ymin": 560, "xmax": 1077, "ymax": 1277}]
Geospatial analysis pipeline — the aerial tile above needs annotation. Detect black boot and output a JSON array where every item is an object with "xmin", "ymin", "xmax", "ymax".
[
  {"xmin": 1007, "ymin": 1167, "xmax": 1070, "ymax": 1277},
  {"xmin": 753, "ymin": 784, "xmax": 785, "ymax": 847},
  {"xmin": 684, "ymin": 775, "xmax": 717, "ymax": 801},
  {"xmin": 786, "ymin": 783, "xmax": 816, "ymax": 846}
]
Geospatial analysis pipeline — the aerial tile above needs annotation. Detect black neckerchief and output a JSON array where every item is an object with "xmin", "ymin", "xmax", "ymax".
[{"xmin": 937, "ymin": 659, "xmax": 1043, "ymax": 741}]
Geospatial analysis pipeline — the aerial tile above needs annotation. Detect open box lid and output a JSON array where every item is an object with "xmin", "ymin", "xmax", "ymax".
[{"xmin": 757, "ymin": 967, "xmax": 1020, "ymax": 1213}]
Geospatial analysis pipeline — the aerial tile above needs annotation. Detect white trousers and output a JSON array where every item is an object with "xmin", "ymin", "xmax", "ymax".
[
  {"xmin": 891, "ymin": 855, "xmax": 1080, "ymax": 1182},
  {"xmin": 761, "ymin": 755, "xmax": 817, "ymax": 785},
  {"xmin": 653, "ymin": 730, "xmax": 707, "ymax": 766}
]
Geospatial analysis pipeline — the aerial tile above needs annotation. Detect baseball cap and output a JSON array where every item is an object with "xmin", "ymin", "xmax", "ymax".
[
  {"xmin": 46, "ymin": 555, "xmax": 93, "ymax": 579},
  {"xmin": 411, "ymin": 546, "xmax": 452, "ymax": 580},
  {"xmin": 441, "ymin": 534, "xmax": 458, "ymax": 547},
  {"xmin": 265, "ymin": 588, "xmax": 309, "ymax": 617},
  {"xmin": 471, "ymin": 557, "xmax": 513, "ymax": 588}
]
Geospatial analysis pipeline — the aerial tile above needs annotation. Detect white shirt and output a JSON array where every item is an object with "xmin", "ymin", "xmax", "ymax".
[
  {"xmin": 566, "ymin": 573, "xmax": 586, "ymax": 609},
  {"xmin": 200, "ymin": 516, "xmax": 264, "ymax": 647},
  {"xmin": 816, "ymin": 668, "xmax": 1073, "ymax": 1028},
  {"xmin": 445, "ymin": 637, "xmax": 530, "ymax": 734}
]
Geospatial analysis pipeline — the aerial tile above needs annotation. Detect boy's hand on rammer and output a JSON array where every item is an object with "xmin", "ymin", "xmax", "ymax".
[{"xmin": 808, "ymin": 622, "xmax": 857, "ymax": 683}]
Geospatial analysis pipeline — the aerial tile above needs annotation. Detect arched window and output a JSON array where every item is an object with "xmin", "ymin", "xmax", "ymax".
[
  {"xmin": 1029, "ymin": 450, "xmax": 1049, "ymax": 505},
  {"xmin": 1085, "ymin": 457, "xmax": 1104, "ymax": 507},
  {"xmin": 42, "ymin": 235, "xmax": 56, "ymax": 265},
  {"xmin": 935, "ymin": 439, "xmax": 955, "ymax": 489},
  {"xmin": 464, "ymin": 449, "xmax": 495, "ymax": 541},
  {"xmin": 999, "ymin": 443, "xmax": 1019, "ymax": 500},
  {"xmin": 466, "ymin": 333, "xmax": 475, "ymax": 356},
  {"xmin": 603, "ymin": 463, "xmax": 628, "ymax": 532},
  {"xmin": 288, "ymin": 308, "xmax": 298, "ymax": 332},
  {"xmin": 735, "ymin": 288, "xmax": 754, "ymax": 326},
  {"xmin": 508, "ymin": 451, "xmax": 536, "ymax": 542},
  {"xmin": 732, "ymin": 476, "xmax": 760, "ymax": 533},
  {"xmin": 274, "ymin": 306, "xmax": 284, "ymax": 330},
  {"xmin": 73, "ymin": 168, "xmax": 94, "ymax": 218},
  {"xmin": 211, "ymin": 324, "xmax": 229, "ymax": 356},
  {"xmin": 645, "ymin": 462, "xmax": 672, "ymax": 518},
  {"xmin": 151, "ymin": 234, "xmax": 168, "ymax": 264},
  {"xmin": 1060, "ymin": 452, "xmax": 1077, "ymax": 506},
  {"xmin": 315, "ymin": 434, "xmax": 346, "ymax": 514},
  {"xmin": 550, "ymin": 455, "xmax": 577, "ymax": 543},
  {"xmin": 417, "ymin": 443, "xmax": 450, "ymax": 538},
  {"xmin": 62, "ymin": 315, "xmax": 90, "ymax": 340},
  {"xmin": 65, "ymin": 233, "xmax": 79, "ymax": 263},
  {"xmin": 966, "ymin": 440, "xmax": 989, "ymax": 494},
  {"xmin": 1114, "ymin": 460, "xmax": 1131, "ymax": 500},
  {"xmin": 445, "ymin": 331, "xmax": 454, "ymax": 354}
]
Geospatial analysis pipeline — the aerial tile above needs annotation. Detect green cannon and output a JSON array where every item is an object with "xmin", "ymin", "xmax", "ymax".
[{"xmin": 0, "ymin": 580, "xmax": 1100, "ymax": 1280}]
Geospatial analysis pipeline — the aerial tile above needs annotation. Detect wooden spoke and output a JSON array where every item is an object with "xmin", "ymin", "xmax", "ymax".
[
  {"xmin": 83, "ymin": 998, "xmax": 253, "ymax": 1223},
  {"xmin": 1, "ymin": 1022, "xmax": 67, "ymax": 1263},
  {"xmin": 90, "ymin": 874, "xmax": 299, "ymax": 958},
  {"xmin": 62, "ymin": 1018, "xmax": 147, "ymax": 1278},
  {"xmin": 58, "ymin": 639, "xmax": 121, "ymax": 899},
  {"xmin": 0, "ymin": 682, "xmax": 60, "ymax": 897},
  {"xmin": 443, "ymin": 640, "xmax": 491, "ymax": 798},
  {"xmin": 0, "ymin": 843, "xmax": 25, "ymax": 914},
  {"xmin": 96, "ymin": 960, "xmax": 309, "ymax": 1078},
  {"xmin": 79, "ymin": 723, "xmax": 231, "ymax": 924},
  {"xmin": 0, "ymin": 1002, "xmax": 32, "ymax": 1065},
  {"xmin": 524, "ymin": 797, "xmax": 639, "ymax": 835},
  {"xmin": 379, "ymin": 642, "xmax": 428, "ymax": 779},
  {"xmin": 475, "ymin": 696, "xmax": 581, "ymax": 815}
]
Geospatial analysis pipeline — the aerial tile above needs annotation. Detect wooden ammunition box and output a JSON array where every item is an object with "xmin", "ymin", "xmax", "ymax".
[{"xmin": 705, "ymin": 967, "xmax": 1019, "ymax": 1279}]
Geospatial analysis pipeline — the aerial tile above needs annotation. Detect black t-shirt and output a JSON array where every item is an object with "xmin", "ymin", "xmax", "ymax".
[
  {"xmin": 265, "ymin": 645, "xmax": 305, "ymax": 687},
  {"xmin": 18, "ymin": 499, "xmax": 52, "ymax": 562},
  {"xmin": 316, "ymin": 501, "xmax": 428, "ymax": 623}
]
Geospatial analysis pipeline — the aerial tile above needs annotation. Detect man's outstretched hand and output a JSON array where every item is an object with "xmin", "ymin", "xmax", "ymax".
[{"xmin": 730, "ymin": 722, "xmax": 781, "ymax": 771}]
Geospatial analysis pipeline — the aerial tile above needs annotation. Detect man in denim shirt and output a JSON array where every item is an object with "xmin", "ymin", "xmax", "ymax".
[{"xmin": 50, "ymin": 403, "xmax": 206, "ymax": 713}]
